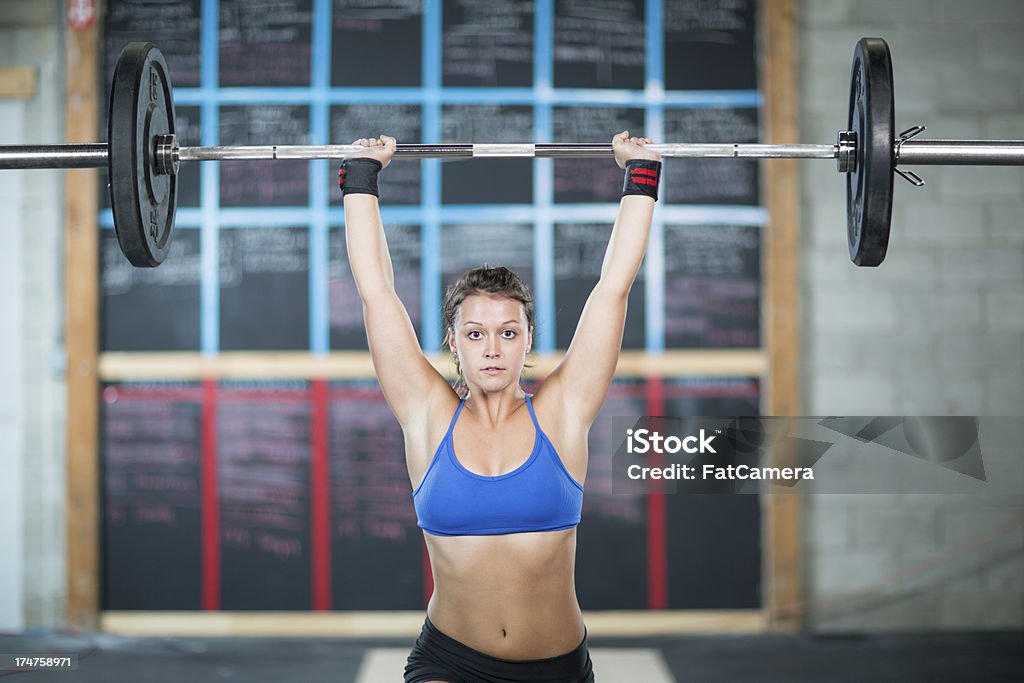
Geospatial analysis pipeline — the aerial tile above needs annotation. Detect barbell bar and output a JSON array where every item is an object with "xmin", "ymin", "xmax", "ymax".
[
  {"xmin": 0, "ymin": 39, "xmax": 1022, "ymax": 268},
  {"xmin": 7, "ymin": 138, "xmax": 1024, "ymax": 166}
]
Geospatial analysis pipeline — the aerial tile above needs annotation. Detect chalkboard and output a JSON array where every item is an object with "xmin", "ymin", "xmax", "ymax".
[
  {"xmin": 103, "ymin": 0, "xmax": 201, "ymax": 89},
  {"xmin": 332, "ymin": 0, "xmax": 423, "ymax": 86},
  {"xmin": 554, "ymin": 223, "xmax": 645, "ymax": 350},
  {"xmin": 101, "ymin": 229, "xmax": 201, "ymax": 352},
  {"xmin": 552, "ymin": 106, "xmax": 645, "ymax": 204},
  {"xmin": 663, "ymin": 107, "xmax": 760, "ymax": 205},
  {"xmin": 664, "ymin": 0, "xmax": 757, "ymax": 91},
  {"xmin": 218, "ymin": 382, "xmax": 312, "ymax": 610},
  {"xmin": 664, "ymin": 224, "xmax": 760, "ymax": 348},
  {"xmin": 666, "ymin": 494, "xmax": 761, "ymax": 607},
  {"xmin": 554, "ymin": 0, "xmax": 645, "ymax": 89},
  {"xmin": 99, "ymin": 376, "xmax": 761, "ymax": 612},
  {"xmin": 220, "ymin": 228, "xmax": 310, "ymax": 351},
  {"xmin": 219, "ymin": 105, "xmax": 311, "ymax": 207},
  {"xmin": 662, "ymin": 376, "xmax": 760, "ymax": 415},
  {"xmin": 330, "ymin": 383, "xmax": 423, "ymax": 609},
  {"xmin": 441, "ymin": 105, "xmax": 533, "ymax": 204},
  {"xmin": 329, "ymin": 225, "xmax": 422, "ymax": 349},
  {"xmin": 576, "ymin": 377, "xmax": 763, "ymax": 610},
  {"xmin": 219, "ymin": 0, "xmax": 312, "ymax": 86},
  {"xmin": 330, "ymin": 105, "xmax": 423, "ymax": 206},
  {"xmin": 440, "ymin": 223, "xmax": 534, "ymax": 298},
  {"xmin": 576, "ymin": 379, "xmax": 648, "ymax": 608},
  {"xmin": 662, "ymin": 377, "xmax": 761, "ymax": 609},
  {"xmin": 443, "ymin": 0, "xmax": 533, "ymax": 87},
  {"xmin": 102, "ymin": 383, "xmax": 203, "ymax": 610}
]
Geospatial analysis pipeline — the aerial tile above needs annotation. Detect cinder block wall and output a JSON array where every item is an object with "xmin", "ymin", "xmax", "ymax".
[
  {"xmin": 799, "ymin": 0, "xmax": 1024, "ymax": 631},
  {"xmin": 0, "ymin": 1, "xmax": 66, "ymax": 631}
]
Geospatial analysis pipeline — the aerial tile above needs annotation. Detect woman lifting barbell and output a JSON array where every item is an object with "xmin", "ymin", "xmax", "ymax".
[{"xmin": 340, "ymin": 131, "xmax": 661, "ymax": 683}]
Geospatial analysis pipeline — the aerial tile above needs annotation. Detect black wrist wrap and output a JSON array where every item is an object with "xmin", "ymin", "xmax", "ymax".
[
  {"xmin": 338, "ymin": 158, "xmax": 383, "ymax": 197},
  {"xmin": 621, "ymin": 159, "xmax": 662, "ymax": 201}
]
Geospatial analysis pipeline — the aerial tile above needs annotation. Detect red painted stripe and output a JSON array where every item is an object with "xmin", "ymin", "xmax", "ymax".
[
  {"xmin": 632, "ymin": 167, "xmax": 658, "ymax": 177},
  {"xmin": 310, "ymin": 379, "xmax": 332, "ymax": 611},
  {"xmin": 201, "ymin": 379, "xmax": 220, "ymax": 610},
  {"xmin": 629, "ymin": 176, "xmax": 658, "ymax": 186},
  {"xmin": 645, "ymin": 377, "xmax": 668, "ymax": 609}
]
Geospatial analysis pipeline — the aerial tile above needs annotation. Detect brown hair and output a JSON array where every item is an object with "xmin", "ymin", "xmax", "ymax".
[{"xmin": 442, "ymin": 266, "xmax": 535, "ymax": 396}]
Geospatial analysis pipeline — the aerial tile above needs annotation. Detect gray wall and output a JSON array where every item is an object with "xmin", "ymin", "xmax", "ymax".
[
  {"xmin": 799, "ymin": 0, "xmax": 1024, "ymax": 631},
  {"xmin": 0, "ymin": 0, "xmax": 66, "ymax": 632}
]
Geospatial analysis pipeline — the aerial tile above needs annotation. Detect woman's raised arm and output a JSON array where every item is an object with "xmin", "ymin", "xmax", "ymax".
[
  {"xmin": 343, "ymin": 136, "xmax": 451, "ymax": 426},
  {"xmin": 541, "ymin": 131, "xmax": 661, "ymax": 427}
]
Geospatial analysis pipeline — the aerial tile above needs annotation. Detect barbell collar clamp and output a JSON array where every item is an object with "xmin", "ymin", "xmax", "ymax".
[
  {"xmin": 893, "ymin": 125, "xmax": 927, "ymax": 185},
  {"xmin": 895, "ymin": 166, "xmax": 926, "ymax": 187},
  {"xmin": 154, "ymin": 134, "xmax": 179, "ymax": 176},
  {"xmin": 836, "ymin": 130, "xmax": 856, "ymax": 173}
]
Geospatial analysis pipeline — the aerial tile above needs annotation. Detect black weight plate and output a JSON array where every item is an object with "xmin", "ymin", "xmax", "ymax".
[
  {"xmin": 846, "ymin": 37, "xmax": 894, "ymax": 267},
  {"xmin": 108, "ymin": 42, "xmax": 177, "ymax": 267}
]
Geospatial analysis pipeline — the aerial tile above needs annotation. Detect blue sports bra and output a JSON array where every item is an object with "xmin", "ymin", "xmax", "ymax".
[{"xmin": 413, "ymin": 394, "xmax": 584, "ymax": 536}]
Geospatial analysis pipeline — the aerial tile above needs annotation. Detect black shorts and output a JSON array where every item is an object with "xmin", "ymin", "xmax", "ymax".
[{"xmin": 404, "ymin": 617, "xmax": 595, "ymax": 683}]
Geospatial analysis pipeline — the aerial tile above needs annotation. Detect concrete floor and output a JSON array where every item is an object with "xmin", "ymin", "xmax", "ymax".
[{"xmin": 1, "ymin": 630, "xmax": 1022, "ymax": 681}]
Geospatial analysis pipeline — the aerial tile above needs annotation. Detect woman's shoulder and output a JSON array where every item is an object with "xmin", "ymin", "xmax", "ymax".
[
  {"xmin": 529, "ymin": 381, "xmax": 573, "ymax": 431},
  {"xmin": 429, "ymin": 384, "xmax": 465, "ymax": 423},
  {"xmin": 533, "ymin": 375, "xmax": 599, "ymax": 431}
]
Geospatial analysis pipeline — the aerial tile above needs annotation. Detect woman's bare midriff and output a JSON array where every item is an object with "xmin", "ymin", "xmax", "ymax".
[{"xmin": 423, "ymin": 527, "xmax": 585, "ymax": 661}]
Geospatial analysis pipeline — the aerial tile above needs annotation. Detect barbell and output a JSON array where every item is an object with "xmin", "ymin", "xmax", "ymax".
[{"xmin": 1, "ymin": 38, "xmax": 1023, "ymax": 268}]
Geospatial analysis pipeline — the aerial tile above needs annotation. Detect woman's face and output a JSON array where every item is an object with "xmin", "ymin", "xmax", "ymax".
[{"xmin": 448, "ymin": 294, "xmax": 532, "ymax": 394}]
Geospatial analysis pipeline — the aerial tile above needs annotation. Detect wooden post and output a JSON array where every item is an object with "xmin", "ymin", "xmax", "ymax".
[
  {"xmin": 65, "ymin": 4, "xmax": 101, "ymax": 630},
  {"xmin": 762, "ymin": 0, "xmax": 804, "ymax": 632}
]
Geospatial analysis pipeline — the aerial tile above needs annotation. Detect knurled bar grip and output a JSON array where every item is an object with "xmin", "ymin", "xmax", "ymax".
[{"xmin": 175, "ymin": 142, "xmax": 840, "ymax": 160}]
